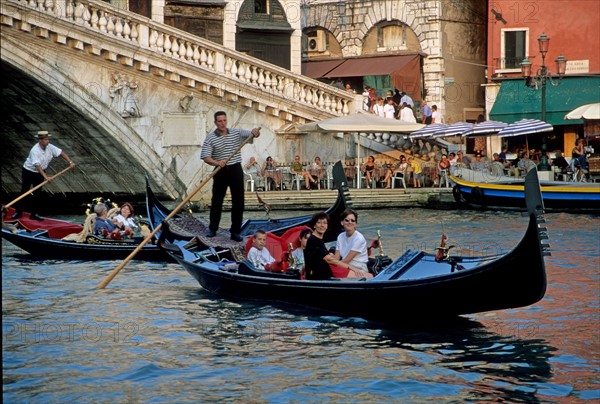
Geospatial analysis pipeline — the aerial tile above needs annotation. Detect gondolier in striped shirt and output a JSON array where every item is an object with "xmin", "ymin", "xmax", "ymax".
[{"xmin": 201, "ymin": 111, "xmax": 261, "ymax": 241}]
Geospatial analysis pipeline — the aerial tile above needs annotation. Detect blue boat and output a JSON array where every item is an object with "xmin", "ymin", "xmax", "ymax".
[{"xmin": 450, "ymin": 168, "xmax": 600, "ymax": 212}]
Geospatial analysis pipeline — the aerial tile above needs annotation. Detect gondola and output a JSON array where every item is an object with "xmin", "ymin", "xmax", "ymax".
[
  {"xmin": 450, "ymin": 167, "xmax": 600, "ymax": 212},
  {"xmin": 166, "ymin": 169, "xmax": 549, "ymax": 320},
  {"xmin": 1, "ymin": 162, "xmax": 351, "ymax": 260}
]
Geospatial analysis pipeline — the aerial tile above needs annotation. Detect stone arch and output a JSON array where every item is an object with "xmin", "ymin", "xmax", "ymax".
[
  {"xmin": 302, "ymin": 26, "xmax": 343, "ymax": 59},
  {"xmin": 362, "ymin": 20, "xmax": 422, "ymax": 56}
]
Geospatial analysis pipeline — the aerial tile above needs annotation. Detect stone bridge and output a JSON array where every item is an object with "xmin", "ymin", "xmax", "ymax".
[{"xmin": 1, "ymin": 0, "xmax": 358, "ymax": 206}]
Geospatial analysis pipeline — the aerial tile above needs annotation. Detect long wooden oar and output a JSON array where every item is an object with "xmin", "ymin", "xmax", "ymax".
[
  {"xmin": 5, "ymin": 165, "xmax": 75, "ymax": 208},
  {"xmin": 96, "ymin": 133, "xmax": 257, "ymax": 289}
]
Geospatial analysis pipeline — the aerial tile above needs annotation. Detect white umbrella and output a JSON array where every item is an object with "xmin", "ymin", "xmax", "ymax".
[
  {"xmin": 497, "ymin": 119, "xmax": 553, "ymax": 138},
  {"xmin": 432, "ymin": 122, "xmax": 474, "ymax": 138},
  {"xmin": 409, "ymin": 123, "xmax": 447, "ymax": 138},
  {"xmin": 297, "ymin": 112, "xmax": 424, "ymax": 133},
  {"xmin": 564, "ymin": 103, "xmax": 600, "ymax": 120},
  {"xmin": 462, "ymin": 120, "xmax": 508, "ymax": 137}
]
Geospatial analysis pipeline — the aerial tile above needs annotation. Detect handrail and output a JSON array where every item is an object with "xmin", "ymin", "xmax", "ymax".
[{"xmin": 5, "ymin": 0, "xmax": 355, "ymax": 118}]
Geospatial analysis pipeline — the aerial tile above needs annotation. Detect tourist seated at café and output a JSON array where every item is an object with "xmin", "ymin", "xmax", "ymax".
[
  {"xmin": 361, "ymin": 156, "xmax": 377, "ymax": 189},
  {"xmin": 291, "ymin": 155, "xmax": 317, "ymax": 190},
  {"xmin": 262, "ymin": 156, "xmax": 282, "ymax": 191}
]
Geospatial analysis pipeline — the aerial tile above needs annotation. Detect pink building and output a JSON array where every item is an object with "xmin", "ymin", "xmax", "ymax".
[{"xmin": 485, "ymin": 1, "xmax": 600, "ymax": 155}]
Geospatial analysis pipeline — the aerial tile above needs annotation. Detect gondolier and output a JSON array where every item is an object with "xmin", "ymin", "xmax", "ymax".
[
  {"xmin": 12, "ymin": 130, "xmax": 76, "ymax": 220},
  {"xmin": 201, "ymin": 111, "xmax": 260, "ymax": 241}
]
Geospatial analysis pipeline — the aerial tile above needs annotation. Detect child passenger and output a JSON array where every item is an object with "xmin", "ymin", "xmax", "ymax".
[{"xmin": 247, "ymin": 229, "xmax": 275, "ymax": 270}]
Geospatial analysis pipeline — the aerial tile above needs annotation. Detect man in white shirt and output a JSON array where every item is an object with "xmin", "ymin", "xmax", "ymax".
[
  {"xmin": 383, "ymin": 98, "xmax": 396, "ymax": 119},
  {"xmin": 12, "ymin": 131, "xmax": 76, "ymax": 220},
  {"xmin": 432, "ymin": 105, "xmax": 444, "ymax": 123}
]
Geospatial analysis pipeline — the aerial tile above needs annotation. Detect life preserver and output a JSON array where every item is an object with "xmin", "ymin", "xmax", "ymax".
[
  {"xmin": 471, "ymin": 186, "xmax": 484, "ymax": 205},
  {"xmin": 452, "ymin": 185, "xmax": 462, "ymax": 202}
]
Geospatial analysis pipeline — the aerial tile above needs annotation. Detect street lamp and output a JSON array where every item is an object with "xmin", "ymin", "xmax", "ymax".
[{"xmin": 520, "ymin": 32, "xmax": 567, "ymax": 171}]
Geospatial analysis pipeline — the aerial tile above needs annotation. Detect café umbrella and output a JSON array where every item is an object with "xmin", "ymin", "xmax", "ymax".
[
  {"xmin": 409, "ymin": 123, "xmax": 447, "ymax": 138},
  {"xmin": 497, "ymin": 119, "xmax": 553, "ymax": 138},
  {"xmin": 462, "ymin": 120, "xmax": 508, "ymax": 137},
  {"xmin": 432, "ymin": 122, "xmax": 474, "ymax": 138}
]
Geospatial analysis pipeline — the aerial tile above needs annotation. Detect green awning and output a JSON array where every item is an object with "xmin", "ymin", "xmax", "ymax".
[{"xmin": 489, "ymin": 76, "xmax": 600, "ymax": 125}]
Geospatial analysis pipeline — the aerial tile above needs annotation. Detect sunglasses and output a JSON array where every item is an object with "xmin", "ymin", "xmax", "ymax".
[{"xmin": 344, "ymin": 218, "xmax": 356, "ymax": 223}]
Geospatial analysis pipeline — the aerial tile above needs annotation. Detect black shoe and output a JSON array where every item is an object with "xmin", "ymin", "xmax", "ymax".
[
  {"xmin": 230, "ymin": 233, "xmax": 243, "ymax": 242},
  {"xmin": 11, "ymin": 212, "xmax": 22, "ymax": 219},
  {"xmin": 206, "ymin": 229, "xmax": 217, "ymax": 237},
  {"xmin": 30, "ymin": 214, "xmax": 44, "ymax": 221}
]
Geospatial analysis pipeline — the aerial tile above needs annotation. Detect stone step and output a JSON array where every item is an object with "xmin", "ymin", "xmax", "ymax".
[{"xmin": 220, "ymin": 188, "xmax": 454, "ymax": 211}]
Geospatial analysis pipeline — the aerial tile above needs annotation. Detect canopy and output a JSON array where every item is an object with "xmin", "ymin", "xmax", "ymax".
[
  {"xmin": 432, "ymin": 122, "xmax": 474, "ymax": 138},
  {"xmin": 297, "ymin": 113, "xmax": 424, "ymax": 133},
  {"xmin": 498, "ymin": 119, "xmax": 553, "ymax": 138},
  {"xmin": 302, "ymin": 54, "xmax": 422, "ymax": 101},
  {"xmin": 462, "ymin": 121, "xmax": 508, "ymax": 137},
  {"xmin": 409, "ymin": 123, "xmax": 447, "ymax": 138},
  {"xmin": 564, "ymin": 103, "xmax": 600, "ymax": 120},
  {"xmin": 489, "ymin": 77, "xmax": 600, "ymax": 125}
]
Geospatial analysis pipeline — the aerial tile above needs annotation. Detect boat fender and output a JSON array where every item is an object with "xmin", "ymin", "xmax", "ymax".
[
  {"xmin": 471, "ymin": 186, "xmax": 484, "ymax": 205},
  {"xmin": 452, "ymin": 185, "xmax": 462, "ymax": 202}
]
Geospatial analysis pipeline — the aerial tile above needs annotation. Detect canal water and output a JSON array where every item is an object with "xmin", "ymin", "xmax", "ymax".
[{"xmin": 2, "ymin": 208, "xmax": 599, "ymax": 402}]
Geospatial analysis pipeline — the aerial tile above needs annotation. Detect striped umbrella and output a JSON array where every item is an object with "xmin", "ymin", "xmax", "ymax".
[
  {"xmin": 410, "ymin": 123, "xmax": 447, "ymax": 138},
  {"xmin": 497, "ymin": 119, "xmax": 553, "ymax": 138},
  {"xmin": 432, "ymin": 122, "xmax": 474, "ymax": 138},
  {"xmin": 462, "ymin": 120, "xmax": 508, "ymax": 137}
]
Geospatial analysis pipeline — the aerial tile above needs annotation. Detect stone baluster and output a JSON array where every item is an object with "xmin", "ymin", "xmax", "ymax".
[
  {"xmin": 179, "ymin": 40, "xmax": 188, "ymax": 59},
  {"xmin": 304, "ymin": 86, "xmax": 312, "ymax": 105},
  {"xmin": 156, "ymin": 33, "xmax": 164, "ymax": 53},
  {"xmin": 317, "ymin": 90, "xmax": 325, "ymax": 109},
  {"xmin": 244, "ymin": 63, "xmax": 252, "ymax": 83},
  {"xmin": 342, "ymin": 99, "xmax": 349, "ymax": 115},
  {"xmin": 324, "ymin": 93, "xmax": 332, "ymax": 111},
  {"xmin": 199, "ymin": 48, "xmax": 207, "ymax": 66},
  {"xmin": 171, "ymin": 37, "xmax": 179, "ymax": 58},
  {"xmin": 230, "ymin": 59, "xmax": 238, "ymax": 78},
  {"xmin": 252, "ymin": 66, "xmax": 265, "ymax": 87},
  {"xmin": 224, "ymin": 57, "xmax": 233, "ymax": 76},
  {"xmin": 90, "ymin": 8, "xmax": 99, "ymax": 29},
  {"xmin": 123, "ymin": 20, "xmax": 131, "ymax": 40},
  {"xmin": 149, "ymin": 29, "xmax": 158, "ymax": 48},
  {"xmin": 106, "ymin": 15, "xmax": 115, "ymax": 35},
  {"xmin": 192, "ymin": 45, "xmax": 200, "ymax": 65},
  {"xmin": 237, "ymin": 62, "xmax": 246, "ymax": 82},
  {"xmin": 66, "ymin": 1, "xmax": 74, "ymax": 20},
  {"xmin": 206, "ymin": 51, "xmax": 214, "ymax": 70},
  {"xmin": 98, "ymin": 11, "xmax": 107, "ymax": 32},
  {"xmin": 264, "ymin": 71, "xmax": 272, "ymax": 93},
  {"xmin": 130, "ymin": 22, "xmax": 139, "ymax": 44},
  {"xmin": 74, "ymin": 2, "xmax": 84, "ymax": 24},
  {"xmin": 251, "ymin": 66, "xmax": 259, "ymax": 85},
  {"xmin": 36, "ymin": 0, "xmax": 43, "ymax": 10},
  {"xmin": 163, "ymin": 35, "xmax": 172, "ymax": 55},
  {"xmin": 81, "ymin": 4, "xmax": 91, "ymax": 27},
  {"xmin": 185, "ymin": 42, "xmax": 193, "ymax": 61},
  {"xmin": 114, "ymin": 17, "xmax": 123, "ymax": 38},
  {"xmin": 277, "ymin": 76, "xmax": 285, "ymax": 95}
]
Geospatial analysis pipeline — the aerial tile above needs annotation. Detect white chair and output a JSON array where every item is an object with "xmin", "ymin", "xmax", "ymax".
[
  {"xmin": 391, "ymin": 168, "xmax": 407, "ymax": 189},
  {"xmin": 438, "ymin": 169, "xmax": 450, "ymax": 188},
  {"xmin": 244, "ymin": 171, "xmax": 255, "ymax": 192}
]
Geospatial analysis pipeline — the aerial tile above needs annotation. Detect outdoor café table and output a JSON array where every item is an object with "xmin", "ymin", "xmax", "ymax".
[{"xmin": 264, "ymin": 168, "xmax": 283, "ymax": 190}]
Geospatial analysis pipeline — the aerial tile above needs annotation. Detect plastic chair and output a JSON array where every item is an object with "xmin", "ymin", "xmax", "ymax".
[
  {"xmin": 438, "ymin": 169, "xmax": 449, "ymax": 188},
  {"xmin": 244, "ymin": 171, "xmax": 255, "ymax": 192},
  {"xmin": 391, "ymin": 168, "xmax": 407, "ymax": 189}
]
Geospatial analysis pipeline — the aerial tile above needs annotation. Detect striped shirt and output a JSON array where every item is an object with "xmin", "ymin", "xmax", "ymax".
[{"xmin": 200, "ymin": 128, "xmax": 253, "ymax": 165}]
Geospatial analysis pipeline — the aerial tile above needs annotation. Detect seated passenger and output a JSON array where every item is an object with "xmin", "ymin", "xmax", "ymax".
[
  {"xmin": 334, "ymin": 209, "xmax": 373, "ymax": 278},
  {"xmin": 93, "ymin": 203, "xmax": 120, "ymax": 239},
  {"xmin": 247, "ymin": 229, "xmax": 275, "ymax": 270},
  {"xmin": 291, "ymin": 227, "xmax": 312, "ymax": 278},
  {"xmin": 113, "ymin": 202, "xmax": 137, "ymax": 236},
  {"xmin": 382, "ymin": 155, "xmax": 408, "ymax": 189},
  {"xmin": 303, "ymin": 212, "xmax": 362, "ymax": 280}
]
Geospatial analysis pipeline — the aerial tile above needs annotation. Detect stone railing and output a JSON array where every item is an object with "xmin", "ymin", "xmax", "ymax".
[{"xmin": 3, "ymin": 0, "xmax": 355, "ymax": 120}]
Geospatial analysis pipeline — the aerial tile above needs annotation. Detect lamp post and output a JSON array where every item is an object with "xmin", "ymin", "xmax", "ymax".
[{"xmin": 520, "ymin": 32, "xmax": 567, "ymax": 171}]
